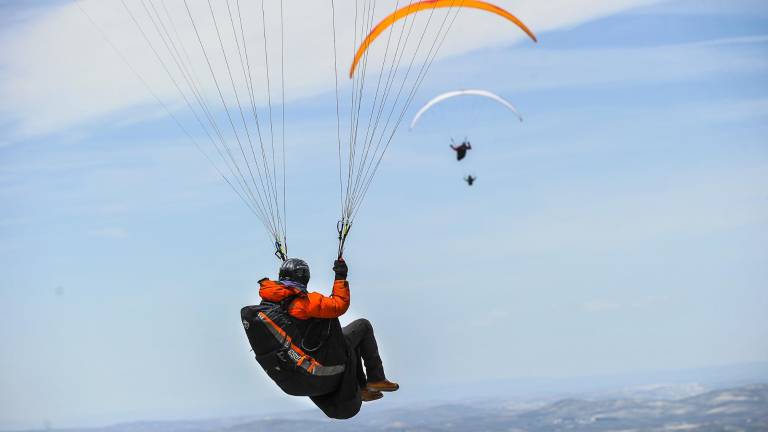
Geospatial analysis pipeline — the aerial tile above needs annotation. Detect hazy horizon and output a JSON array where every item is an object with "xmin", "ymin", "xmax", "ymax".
[{"xmin": 3, "ymin": 367, "xmax": 767, "ymax": 431}]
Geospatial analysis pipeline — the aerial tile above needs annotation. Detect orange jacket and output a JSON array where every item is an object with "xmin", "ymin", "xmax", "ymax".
[{"xmin": 258, "ymin": 278, "xmax": 350, "ymax": 320}]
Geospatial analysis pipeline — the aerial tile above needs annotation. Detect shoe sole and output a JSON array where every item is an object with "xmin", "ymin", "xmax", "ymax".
[{"xmin": 366, "ymin": 386, "xmax": 399, "ymax": 392}]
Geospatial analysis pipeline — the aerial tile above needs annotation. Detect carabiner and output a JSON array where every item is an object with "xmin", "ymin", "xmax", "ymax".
[{"xmin": 274, "ymin": 240, "xmax": 287, "ymax": 261}]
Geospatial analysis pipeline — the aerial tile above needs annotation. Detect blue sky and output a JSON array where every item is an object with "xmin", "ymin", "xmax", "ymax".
[{"xmin": 1, "ymin": 0, "xmax": 767, "ymax": 429}]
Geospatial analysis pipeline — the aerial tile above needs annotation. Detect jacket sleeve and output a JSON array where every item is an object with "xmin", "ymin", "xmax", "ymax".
[{"xmin": 290, "ymin": 280, "xmax": 350, "ymax": 319}]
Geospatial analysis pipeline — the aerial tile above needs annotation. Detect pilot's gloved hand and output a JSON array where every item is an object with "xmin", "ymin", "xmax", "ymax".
[{"xmin": 333, "ymin": 259, "xmax": 348, "ymax": 280}]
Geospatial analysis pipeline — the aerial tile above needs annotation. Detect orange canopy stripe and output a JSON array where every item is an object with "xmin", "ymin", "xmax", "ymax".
[{"xmin": 348, "ymin": 0, "xmax": 537, "ymax": 77}]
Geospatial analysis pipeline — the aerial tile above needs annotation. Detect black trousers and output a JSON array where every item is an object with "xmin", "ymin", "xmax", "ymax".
[{"xmin": 342, "ymin": 319, "xmax": 386, "ymax": 383}]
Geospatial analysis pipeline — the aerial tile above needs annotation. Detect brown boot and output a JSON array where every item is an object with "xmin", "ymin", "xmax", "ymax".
[
  {"xmin": 361, "ymin": 388, "xmax": 383, "ymax": 402},
  {"xmin": 367, "ymin": 379, "xmax": 400, "ymax": 392}
]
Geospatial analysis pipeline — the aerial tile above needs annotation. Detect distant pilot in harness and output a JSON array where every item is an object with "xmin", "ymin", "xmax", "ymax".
[
  {"xmin": 464, "ymin": 175, "xmax": 477, "ymax": 186},
  {"xmin": 450, "ymin": 138, "xmax": 472, "ymax": 161}
]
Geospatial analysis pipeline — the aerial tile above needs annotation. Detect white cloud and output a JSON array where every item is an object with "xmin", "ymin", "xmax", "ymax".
[
  {"xmin": 424, "ymin": 35, "xmax": 768, "ymax": 96},
  {"xmin": 0, "ymin": 0, "xmax": 663, "ymax": 139}
]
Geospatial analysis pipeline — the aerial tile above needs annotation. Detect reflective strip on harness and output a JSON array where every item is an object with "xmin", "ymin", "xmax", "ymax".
[{"xmin": 257, "ymin": 312, "xmax": 345, "ymax": 376}]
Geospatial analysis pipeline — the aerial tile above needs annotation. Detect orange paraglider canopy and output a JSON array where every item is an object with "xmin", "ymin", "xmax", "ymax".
[{"xmin": 349, "ymin": 0, "xmax": 537, "ymax": 77}]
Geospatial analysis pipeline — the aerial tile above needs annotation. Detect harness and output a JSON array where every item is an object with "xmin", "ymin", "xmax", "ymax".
[
  {"xmin": 257, "ymin": 311, "xmax": 344, "ymax": 376},
  {"xmin": 241, "ymin": 290, "xmax": 346, "ymax": 398}
]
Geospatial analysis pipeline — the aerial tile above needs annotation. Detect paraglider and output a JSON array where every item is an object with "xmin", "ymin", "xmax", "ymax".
[
  {"xmin": 409, "ymin": 89, "xmax": 525, "ymax": 187},
  {"xmin": 349, "ymin": 0, "xmax": 538, "ymax": 77},
  {"xmin": 410, "ymin": 90, "xmax": 524, "ymax": 130},
  {"xmin": 241, "ymin": 258, "xmax": 399, "ymax": 419},
  {"xmin": 451, "ymin": 139, "xmax": 473, "ymax": 161}
]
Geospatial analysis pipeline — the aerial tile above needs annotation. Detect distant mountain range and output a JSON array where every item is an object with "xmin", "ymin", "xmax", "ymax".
[{"xmin": 11, "ymin": 383, "xmax": 768, "ymax": 432}]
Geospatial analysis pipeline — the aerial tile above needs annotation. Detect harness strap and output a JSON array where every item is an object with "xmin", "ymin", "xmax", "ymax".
[{"xmin": 257, "ymin": 312, "xmax": 345, "ymax": 377}]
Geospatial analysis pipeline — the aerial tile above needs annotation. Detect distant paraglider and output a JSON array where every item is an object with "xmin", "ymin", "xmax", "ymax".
[
  {"xmin": 450, "ymin": 139, "xmax": 473, "ymax": 161},
  {"xmin": 410, "ymin": 89, "xmax": 526, "ymax": 188}
]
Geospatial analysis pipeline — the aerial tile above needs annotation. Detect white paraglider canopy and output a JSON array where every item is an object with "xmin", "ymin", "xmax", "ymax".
[{"xmin": 410, "ymin": 89, "xmax": 523, "ymax": 129}]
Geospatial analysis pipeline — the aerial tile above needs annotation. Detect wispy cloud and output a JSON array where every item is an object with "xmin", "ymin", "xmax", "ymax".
[
  {"xmin": 0, "ymin": 138, "xmax": 226, "ymax": 225},
  {"xmin": 426, "ymin": 34, "xmax": 768, "ymax": 95},
  {"xmin": 681, "ymin": 35, "xmax": 768, "ymax": 48},
  {"xmin": 0, "ymin": 0, "xmax": 661, "ymax": 139}
]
